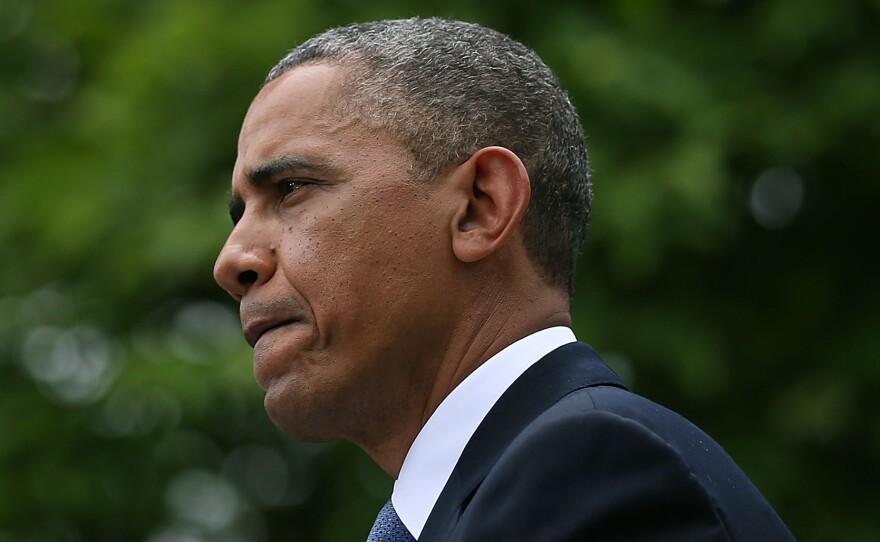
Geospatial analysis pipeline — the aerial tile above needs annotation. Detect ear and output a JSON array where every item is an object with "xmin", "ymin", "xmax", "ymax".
[{"xmin": 448, "ymin": 146, "xmax": 531, "ymax": 263}]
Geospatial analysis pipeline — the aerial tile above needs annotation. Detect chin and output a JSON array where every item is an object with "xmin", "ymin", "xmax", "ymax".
[{"xmin": 263, "ymin": 385, "xmax": 339, "ymax": 443}]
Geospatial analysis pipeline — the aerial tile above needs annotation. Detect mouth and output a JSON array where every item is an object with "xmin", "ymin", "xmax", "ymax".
[{"xmin": 244, "ymin": 318, "xmax": 300, "ymax": 348}]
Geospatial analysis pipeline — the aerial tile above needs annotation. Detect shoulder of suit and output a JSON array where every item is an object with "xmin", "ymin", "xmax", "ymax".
[
  {"xmin": 479, "ymin": 386, "xmax": 794, "ymax": 542},
  {"xmin": 455, "ymin": 390, "xmax": 737, "ymax": 541}
]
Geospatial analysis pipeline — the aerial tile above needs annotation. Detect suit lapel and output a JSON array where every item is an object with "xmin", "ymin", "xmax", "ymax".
[{"xmin": 419, "ymin": 342, "xmax": 626, "ymax": 540}]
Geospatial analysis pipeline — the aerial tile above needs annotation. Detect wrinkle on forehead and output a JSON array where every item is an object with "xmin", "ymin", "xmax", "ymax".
[
  {"xmin": 239, "ymin": 63, "xmax": 357, "ymax": 145},
  {"xmin": 233, "ymin": 62, "xmax": 421, "ymax": 186}
]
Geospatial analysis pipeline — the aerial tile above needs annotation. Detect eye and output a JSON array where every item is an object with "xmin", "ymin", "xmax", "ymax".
[{"xmin": 279, "ymin": 179, "xmax": 310, "ymax": 197}]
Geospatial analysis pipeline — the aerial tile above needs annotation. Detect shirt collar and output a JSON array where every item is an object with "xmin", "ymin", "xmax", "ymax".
[{"xmin": 391, "ymin": 326, "xmax": 577, "ymax": 538}]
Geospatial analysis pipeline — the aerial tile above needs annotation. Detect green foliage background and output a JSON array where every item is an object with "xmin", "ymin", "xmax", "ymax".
[{"xmin": 1, "ymin": 0, "xmax": 878, "ymax": 540}]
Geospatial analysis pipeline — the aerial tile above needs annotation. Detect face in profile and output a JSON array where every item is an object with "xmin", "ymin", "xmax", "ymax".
[{"xmin": 213, "ymin": 63, "xmax": 460, "ymax": 446}]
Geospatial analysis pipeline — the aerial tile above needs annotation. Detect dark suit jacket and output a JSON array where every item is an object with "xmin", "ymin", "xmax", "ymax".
[{"xmin": 419, "ymin": 342, "xmax": 795, "ymax": 541}]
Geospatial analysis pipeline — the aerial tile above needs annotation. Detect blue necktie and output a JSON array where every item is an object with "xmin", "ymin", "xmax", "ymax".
[{"xmin": 367, "ymin": 499, "xmax": 416, "ymax": 541}]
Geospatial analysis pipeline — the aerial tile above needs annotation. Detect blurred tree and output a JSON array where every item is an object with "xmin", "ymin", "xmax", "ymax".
[{"xmin": 1, "ymin": 0, "xmax": 877, "ymax": 540}]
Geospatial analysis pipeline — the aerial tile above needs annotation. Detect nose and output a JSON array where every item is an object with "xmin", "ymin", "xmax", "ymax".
[{"xmin": 213, "ymin": 231, "xmax": 277, "ymax": 301}]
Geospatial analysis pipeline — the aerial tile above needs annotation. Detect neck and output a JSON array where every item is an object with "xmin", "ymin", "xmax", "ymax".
[
  {"xmin": 359, "ymin": 275, "xmax": 571, "ymax": 477},
  {"xmin": 426, "ymin": 285, "xmax": 571, "ymax": 423}
]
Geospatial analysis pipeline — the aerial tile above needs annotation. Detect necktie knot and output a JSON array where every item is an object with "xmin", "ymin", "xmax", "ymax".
[{"xmin": 367, "ymin": 499, "xmax": 416, "ymax": 541}]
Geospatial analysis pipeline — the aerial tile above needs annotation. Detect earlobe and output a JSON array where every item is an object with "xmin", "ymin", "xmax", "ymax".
[{"xmin": 450, "ymin": 146, "xmax": 531, "ymax": 263}]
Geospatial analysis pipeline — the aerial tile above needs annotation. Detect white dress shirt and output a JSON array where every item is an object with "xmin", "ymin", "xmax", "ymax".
[{"xmin": 392, "ymin": 326, "xmax": 577, "ymax": 538}]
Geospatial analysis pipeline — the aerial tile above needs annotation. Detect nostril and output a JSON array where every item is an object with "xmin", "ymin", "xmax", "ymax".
[{"xmin": 238, "ymin": 270, "xmax": 258, "ymax": 285}]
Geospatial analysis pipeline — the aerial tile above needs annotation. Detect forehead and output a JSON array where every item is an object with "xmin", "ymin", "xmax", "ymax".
[
  {"xmin": 233, "ymin": 62, "xmax": 416, "ymax": 187},
  {"xmin": 238, "ymin": 64, "xmax": 348, "ymax": 156}
]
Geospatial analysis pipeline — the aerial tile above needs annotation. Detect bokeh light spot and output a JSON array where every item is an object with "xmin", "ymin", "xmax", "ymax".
[
  {"xmin": 21, "ymin": 324, "xmax": 119, "ymax": 404},
  {"xmin": 0, "ymin": 0, "xmax": 33, "ymax": 41},
  {"xmin": 19, "ymin": 33, "xmax": 80, "ymax": 102},
  {"xmin": 749, "ymin": 166, "xmax": 805, "ymax": 230},
  {"xmin": 165, "ymin": 470, "xmax": 241, "ymax": 532},
  {"xmin": 223, "ymin": 445, "xmax": 289, "ymax": 506}
]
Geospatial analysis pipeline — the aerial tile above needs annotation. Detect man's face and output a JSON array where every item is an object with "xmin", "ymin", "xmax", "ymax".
[{"xmin": 214, "ymin": 64, "xmax": 457, "ymax": 444}]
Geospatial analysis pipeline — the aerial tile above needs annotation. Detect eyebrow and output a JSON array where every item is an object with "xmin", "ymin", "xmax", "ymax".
[
  {"xmin": 227, "ymin": 155, "xmax": 335, "ymax": 224},
  {"xmin": 245, "ymin": 155, "xmax": 330, "ymax": 185}
]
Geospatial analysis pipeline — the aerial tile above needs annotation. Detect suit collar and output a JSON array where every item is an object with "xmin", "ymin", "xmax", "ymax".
[
  {"xmin": 419, "ymin": 341, "xmax": 625, "ymax": 539},
  {"xmin": 393, "ymin": 328, "xmax": 576, "ymax": 538}
]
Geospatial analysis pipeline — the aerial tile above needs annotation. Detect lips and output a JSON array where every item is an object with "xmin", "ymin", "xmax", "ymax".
[{"xmin": 243, "ymin": 318, "xmax": 300, "ymax": 348}]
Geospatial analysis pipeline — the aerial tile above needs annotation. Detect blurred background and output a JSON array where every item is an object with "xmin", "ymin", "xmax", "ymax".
[{"xmin": 1, "ymin": 0, "xmax": 878, "ymax": 540}]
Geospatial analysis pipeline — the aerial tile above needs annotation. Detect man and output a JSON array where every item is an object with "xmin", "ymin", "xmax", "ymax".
[{"xmin": 214, "ymin": 17, "xmax": 795, "ymax": 541}]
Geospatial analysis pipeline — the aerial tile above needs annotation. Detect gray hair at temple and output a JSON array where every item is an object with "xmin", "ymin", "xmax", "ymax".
[{"xmin": 265, "ymin": 17, "xmax": 591, "ymax": 297}]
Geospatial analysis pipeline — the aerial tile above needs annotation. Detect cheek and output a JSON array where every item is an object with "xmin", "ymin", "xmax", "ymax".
[
  {"xmin": 277, "ymin": 191, "xmax": 446, "ymax": 327},
  {"xmin": 276, "ymin": 210, "xmax": 389, "ymax": 307}
]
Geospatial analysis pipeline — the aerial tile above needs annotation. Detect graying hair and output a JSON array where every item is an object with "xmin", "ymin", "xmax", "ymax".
[{"xmin": 266, "ymin": 17, "xmax": 591, "ymax": 296}]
